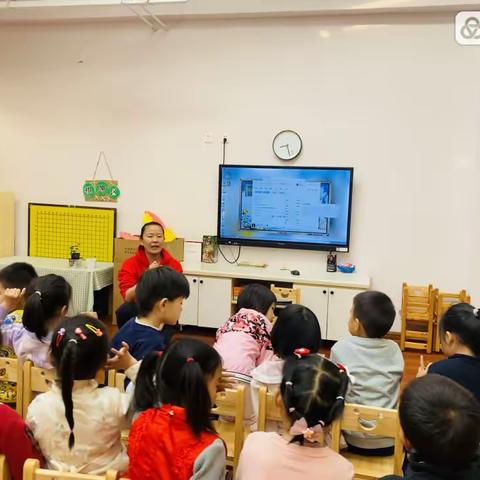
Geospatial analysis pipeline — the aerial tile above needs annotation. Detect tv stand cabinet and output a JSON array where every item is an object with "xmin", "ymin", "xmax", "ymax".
[{"xmin": 181, "ymin": 263, "xmax": 370, "ymax": 341}]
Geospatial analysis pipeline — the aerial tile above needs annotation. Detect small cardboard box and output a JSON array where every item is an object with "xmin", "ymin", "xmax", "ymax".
[{"xmin": 112, "ymin": 238, "xmax": 185, "ymax": 319}]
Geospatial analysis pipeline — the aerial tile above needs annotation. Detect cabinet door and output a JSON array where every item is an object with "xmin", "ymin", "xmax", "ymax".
[
  {"xmin": 326, "ymin": 288, "xmax": 365, "ymax": 340},
  {"xmin": 293, "ymin": 284, "xmax": 328, "ymax": 339},
  {"xmin": 181, "ymin": 275, "xmax": 199, "ymax": 326},
  {"xmin": 198, "ymin": 276, "xmax": 232, "ymax": 329}
]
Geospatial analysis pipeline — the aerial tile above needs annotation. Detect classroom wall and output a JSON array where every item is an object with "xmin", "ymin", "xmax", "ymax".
[{"xmin": 0, "ymin": 12, "xmax": 479, "ymax": 329}]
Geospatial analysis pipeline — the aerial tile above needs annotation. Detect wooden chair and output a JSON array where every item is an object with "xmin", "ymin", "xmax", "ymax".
[
  {"xmin": 257, "ymin": 386, "xmax": 284, "ymax": 432},
  {"xmin": 433, "ymin": 290, "xmax": 470, "ymax": 352},
  {"xmin": 400, "ymin": 283, "xmax": 436, "ymax": 353},
  {"xmin": 211, "ymin": 385, "xmax": 245, "ymax": 477},
  {"xmin": 0, "ymin": 357, "xmax": 23, "ymax": 416},
  {"xmin": 23, "ymin": 458, "xmax": 118, "ymax": 480},
  {"xmin": 107, "ymin": 370, "xmax": 126, "ymax": 393},
  {"xmin": 0, "ymin": 454, "xmax": 10, "ymax": 480},
  {"xmin": 270, "ymin": 285, "xmax": 301, "ymax": 304},
  {"xmin": 22, "ymin": 361, "xmax": 55, "ymax": 418},
  {"xmin": 331, "ymin": 403, "xmax": 403, "ymax": 479}
]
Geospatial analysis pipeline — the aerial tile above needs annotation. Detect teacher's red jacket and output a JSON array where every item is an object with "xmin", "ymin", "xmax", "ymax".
[{"xmin": 118, "ymin": 246, "xmax": 183, "ymax": 299}]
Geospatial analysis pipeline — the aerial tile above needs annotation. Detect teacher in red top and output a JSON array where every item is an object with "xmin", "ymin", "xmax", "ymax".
[{"xmin": 116, "ymin": 221, "xmax": 183, "ymax": 327}]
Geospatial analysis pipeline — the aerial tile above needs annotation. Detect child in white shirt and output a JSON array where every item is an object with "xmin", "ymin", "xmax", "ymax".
[{"xmin": 27, "ymin": 315, "xmax": 137, "ymax": 475}]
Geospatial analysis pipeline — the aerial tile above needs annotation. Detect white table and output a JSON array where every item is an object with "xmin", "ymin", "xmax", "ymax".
[{"xmin": 0, "ymin": 256, "xmax": 113, "ymax": 315}]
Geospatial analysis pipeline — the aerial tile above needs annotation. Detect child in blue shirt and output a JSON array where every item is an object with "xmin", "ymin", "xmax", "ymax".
[{"xmin": 111, "ymin": 266, "xmax": 190, "ymax": 360}]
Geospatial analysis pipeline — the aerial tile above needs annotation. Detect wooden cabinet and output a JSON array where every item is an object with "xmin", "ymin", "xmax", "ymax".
[
  {"xmin": 182, "ymin": 275, "xmax": 232, "ymax": 329},
  {"xmin": 293, "ymin": 284, "xmax": 363, "ymax": 340}
]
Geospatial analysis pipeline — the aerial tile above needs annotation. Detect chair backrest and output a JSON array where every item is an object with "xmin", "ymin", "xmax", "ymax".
[
  {"xmin": 0, "ymin": 454, "xmax": 10, "ymax": 480},
  {"xmin": 23, "ymin": 459, "xmax": 118, "ymax": 480},
  {"xmin": 331, "ymin": 403, "xmax": 403, "ymax": 475},
  {"xmin": 257, "ymin": 386, "xmax": 284, "ymax": 432},
  {"xmin": 22, "ymin": 361, "xmax": 55, "ymax": 417},
  {"xmin": 270, "ymin": 285, "xmax": 301, "ymax": 304},
  {"xmin": 107, "ymin": 370, "xmax": 126, "ymax": 393},
  {"xmin": 436, "ymin": 290, "xmax": 471, "ymax": 319},
  {"xmin": 212, "ymin": 385, "xmax": 245, "ymax": 475},
  {"xmin": 0, "ymin": 356, "xmax": 23, "ymax": 415},
  {"xmin": 401, "ymin": 283, "xmax": 435, "ymax": 321}
]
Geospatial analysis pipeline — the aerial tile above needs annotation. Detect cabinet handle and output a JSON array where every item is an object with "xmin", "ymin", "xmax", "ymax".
[
  {"xmin": 192, "ymin": 279, "xmax": 197, "ymax": 283},
  {"xmin": 330, "ymin": 290, "xmax": 334, "ymax": 295},
  {"xmin": 323, "ymin": 290, "xmax": 327, "ymax": 294},
  {"xmin": 199, "ymin": 280, "xmax": 204, "ymax": 285}
]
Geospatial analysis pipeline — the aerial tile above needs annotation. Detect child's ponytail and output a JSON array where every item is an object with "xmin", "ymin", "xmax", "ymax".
[
  {"xmin": 23, "ymin": 274, "xmax": 72, "ymax": 340},
  {"xmin": 179, "ymin": 357, "xmax": 215, "ymax": 436},
  {"xmin": 50, "ymin": 315, "xmax": 109, "ymax": 450},
  {"xmin": 59, "ymin": 338, "xmax": 78, "ymax": 448},
  {"xmin": 134, "ymin": 352, "xmax": 163, "ymax": 412}
]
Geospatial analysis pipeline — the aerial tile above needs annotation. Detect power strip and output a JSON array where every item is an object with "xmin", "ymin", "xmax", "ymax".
[{"xmin": 237, "ymin": 261, "xmax": 268, "ymax": 268}]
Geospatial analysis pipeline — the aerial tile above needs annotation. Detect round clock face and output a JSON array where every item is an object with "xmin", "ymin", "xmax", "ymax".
[{"xmin": 272, "ymin": 130, "xmax": 302, "ymax": 161}]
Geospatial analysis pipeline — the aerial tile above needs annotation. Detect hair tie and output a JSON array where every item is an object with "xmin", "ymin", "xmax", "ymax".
[
  {"xmin": 55, "ymin": 328, "xmax": 66, "ymax": 347},
  {"xmin": 68, "ymin": 339, "xmax": 78, "ymax": 344},
  {"xmin": 336, "ymin": 362, "xmax": 356, "ymax": 385},
  {"xmin": 74, "ymin": 327, "xmax": 87, "ymax": 341},
  {"xmin": 34, "ymin": 290, "xmax": 42, "ymax": 298},
  {"xmin": 336, "ymin": 395, "xmax": 345, "ymax": 401},
  {"xmin": 289, "ymin": 417, "xmax": 324, "ymax": 443},
  {"xmin": 288, "ymin": 407, "xmax": 296, "ymax": 413},
  {"xmin": 293, "ymin": 348, "xmax": 310, "ymax": 358},
  {"xmin": 186, "ymin": 357, "xmax": 195, "ymax": 363},
  {"xmin": 157, "ymin": 351, "xmax": 164, "ymax": 358},
  {"xmin": 285, "ymin": 381, "xmax": 293, "ymax": 386}
]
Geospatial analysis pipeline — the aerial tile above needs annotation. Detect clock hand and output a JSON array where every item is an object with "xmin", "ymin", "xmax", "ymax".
[{"xmin": 286, "ymin": 145, "xmax": 291, "ymax": 156}]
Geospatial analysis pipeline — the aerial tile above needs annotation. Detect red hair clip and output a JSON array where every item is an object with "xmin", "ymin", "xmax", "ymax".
[
  {"xmin": 293, "ymin": 348, "xmax": 310, "ymax": 358},
  {"xmin": 157, "ymin": 351, "xmax": 164, "ymax": 358},
  {"xmin": 186, "ymin": 357, "xmax": 195, "ymax": 363},
  {"xmin": 336, "ymin": 362, "xmax": 355, "ymax": 384}
]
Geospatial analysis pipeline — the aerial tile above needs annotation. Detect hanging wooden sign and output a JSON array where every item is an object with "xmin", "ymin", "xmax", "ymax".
[{"xmin": 83, "ymin": 152, "xmax": 121, "ymax": 202}]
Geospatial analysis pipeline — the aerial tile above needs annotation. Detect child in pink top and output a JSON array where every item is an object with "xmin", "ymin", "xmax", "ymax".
[
  {"xmin": 237, "ymin": 351, "xmax": 354, "ymax": 480},
  {"xmin": 214, "ymin": 284, "xmax": 276, "ymax": 377}
]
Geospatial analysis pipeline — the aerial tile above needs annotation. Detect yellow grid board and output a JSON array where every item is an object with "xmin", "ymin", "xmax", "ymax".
[{"xmin": 28, "ymin": 203, "xmax": 116, "ymax": 262}]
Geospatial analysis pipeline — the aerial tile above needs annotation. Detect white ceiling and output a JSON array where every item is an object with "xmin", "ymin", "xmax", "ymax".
[{"xmin": 0, "ymin": 0, "xmax": 478, "ymax": 24}]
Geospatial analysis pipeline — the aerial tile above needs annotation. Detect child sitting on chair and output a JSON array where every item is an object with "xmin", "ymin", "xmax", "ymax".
[
  {"xmin": 417, "ymin": 303, "xmax": 480, "ymax": 402},
  {"xmin": 237, "ymin": 351, "xmax": 353, "ymax": 480},
  {"xmin": 0, "ymin": 274, "xmax": 71, "ymax": 369},
  {"xmin": 214, "ymin": 283, "xmax": 277, "ymax": 378},
  {"xmin": 0, "ymin": 262, "xmax": 38, "ymax": 405},
  {"xmin": 111, "ymin": 266, "xmax": 190, "ymax": 360},
  {"xmin": 330, "ymin": 291, "xmax": 404, "ymax": 456},
  {"xmin": 250, "ymin": 304, "xmax": 322, "ymax": 431},
  {"xmin": 26, "ymin": 316, "xmax": 138, "ymax": 475},
  {"xmin": 380, "ymin": 374, "xmax": 480, "ymax": 480}
]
